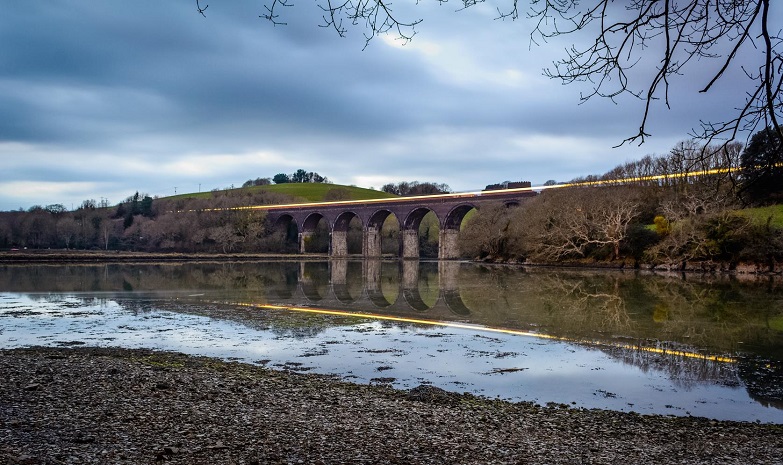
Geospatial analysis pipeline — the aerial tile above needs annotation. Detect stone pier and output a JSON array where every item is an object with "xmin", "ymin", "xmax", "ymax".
[
  {"xmin": 401, "ymin": 229, "xmax": 419, "ymax": 259},
  {"xmin": 438, "ymin": 229, "xmax": 460, "ymax": 260}
]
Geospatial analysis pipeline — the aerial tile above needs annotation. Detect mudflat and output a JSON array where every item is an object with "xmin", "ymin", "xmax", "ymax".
[{"xmin": 1, "ymin": 347, "xmax": 781, "ymax": 464}]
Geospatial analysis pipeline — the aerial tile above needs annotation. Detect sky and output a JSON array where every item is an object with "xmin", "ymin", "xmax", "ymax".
[{"xmin": 0, "ymin": 1, "xmax": 766, "ymax": 211}]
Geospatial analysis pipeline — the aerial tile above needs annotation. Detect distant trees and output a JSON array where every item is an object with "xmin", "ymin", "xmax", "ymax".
[
  {"xmin": 242, "ymin": 177, "xmax": 272, "ymax": 188},
  {"xmin": 272, "ymin": 169, "xmax": 329, "ymax": 184},
  {"xmin": 380, "ymin": 181, "xmax": 451, "ymax": 196},
  {"xmin": 56, "ymin": 217, "xmax": 80, "ymax": 249},
  {"xmin": 115, "ymin": 192, "xmax": 154, "ymax": 228},
  {"xmin": 3, "ymin": 134, "xmax": 781, "ymax": 266},
  {"xmin": 272, "ymin": 173, "xmax": 290, "ymax": 184},
  {"xmin": 0, "ymin": 188, "xmax": 292, "ymax": 252}
]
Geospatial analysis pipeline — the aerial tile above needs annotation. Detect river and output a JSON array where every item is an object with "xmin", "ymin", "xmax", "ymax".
[{"xmin": 1, "ymin": 259, "xmax": 781, "ymax": 423}]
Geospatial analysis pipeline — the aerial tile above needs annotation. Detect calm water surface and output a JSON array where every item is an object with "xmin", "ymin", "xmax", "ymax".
[{"xmin": 1, "ymin": 260, "xmax": 781, "ymax": 423}]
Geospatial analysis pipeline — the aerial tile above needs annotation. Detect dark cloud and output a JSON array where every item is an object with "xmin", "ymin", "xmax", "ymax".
[{"xmin": 0, "ymin": 1, "xmax": 756, "ymax": 210}]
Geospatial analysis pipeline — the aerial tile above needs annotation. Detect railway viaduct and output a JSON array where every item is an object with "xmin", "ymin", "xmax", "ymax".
[{"xmin": 262, "ymin": 187, "xmax": 537, "ymax": 259}]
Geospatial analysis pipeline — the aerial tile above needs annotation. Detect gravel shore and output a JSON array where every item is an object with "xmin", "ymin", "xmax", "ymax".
[{"xmin": 1, "ymin": 347, "xmax": 781, "ymax": 465}]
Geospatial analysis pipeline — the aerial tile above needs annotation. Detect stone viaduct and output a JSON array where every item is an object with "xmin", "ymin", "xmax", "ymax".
[{"xmin": 262, "ymin": 188, "xmax": 537, "ymax": 259}]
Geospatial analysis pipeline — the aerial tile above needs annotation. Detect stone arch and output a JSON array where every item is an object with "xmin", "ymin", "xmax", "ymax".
[
  {"xmin": 331, "ymin": 211, "xmax": 362, "ymax": 257},
  {"xmin": 401, "ymin": 208, "xmax": 438, "ymax": 259},
  {"xmin": 402, "ymin": 287, "xmax": 431, "ymax": 311},
  {"xmin": 272, "ymin": 214, "xmax": 299, "ymax": 254},
  {"xmin": 367, "ymin": 288, "xmax": 395, "ymax": 308},
  {"xmin": 300, "ymin": 212, "xmax": 327, "ymax": 253},
  {"xmin": 365, "ymin": 209, "xmax": 395, "ymax": 257},
  {"xmin": 443, "ymin": 203, "xmax": 476, "ymax": 230},
  {"xmin": 301, "ymin": 212, "xmax": 325, "ymax": 233},
  {"xmin": 440, "ymin": 203, "xmax": 476, "ymax": 259}
]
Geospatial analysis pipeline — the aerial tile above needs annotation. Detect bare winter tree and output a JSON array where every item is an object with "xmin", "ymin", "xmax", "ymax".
[
  {"xmin": 195, "ymin": 0, "xmax": 782, "ymax": 154},
  {"xmin": 521, "ymin": 187, "xmax": 640, "ymax": 261}
]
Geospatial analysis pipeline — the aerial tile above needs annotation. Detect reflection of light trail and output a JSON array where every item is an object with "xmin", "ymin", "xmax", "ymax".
[
  {"xmin": 235, "ymin": 302, "xmax": 736, "ymax": 364},
  {"xmin": 179, "ymin": 165, "xmax": 744, "ymax": 213}
]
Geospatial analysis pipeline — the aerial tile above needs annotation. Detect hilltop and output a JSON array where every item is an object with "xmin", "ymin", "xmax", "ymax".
[{"xmin": 164, "ymin": 183, "xmax": 397, "ymax": 204}]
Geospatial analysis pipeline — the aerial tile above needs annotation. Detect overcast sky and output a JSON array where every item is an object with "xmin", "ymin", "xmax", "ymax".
[{"xmin": 0, "ymin": 1, "xmax": 765, "ymax": 211}]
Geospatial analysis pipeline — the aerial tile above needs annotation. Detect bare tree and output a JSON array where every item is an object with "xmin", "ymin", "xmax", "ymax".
[
  {"xmin": 197, "ymin": 0, "xmax": 782, "ymax": 150},
  {"xmin": 56, "ymin": 217, "xmax": 80, "ymax": 249},
  {"xmin": 523, "ymin": 188, "xmax": 640, "ymax": 261},
  {"xmin": 101, "ymin": 218, "xmax": 123, "ymax": 250},
  {"xmin": 458, "ymin": 203, "xmax": 513, "ymax": 259},
  {"xmin": 209, "ymin": 225, "xmax": 244, "ymax": 253}
]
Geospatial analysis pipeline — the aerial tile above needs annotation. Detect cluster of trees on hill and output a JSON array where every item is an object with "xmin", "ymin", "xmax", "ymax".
[
  {"xmin": 242, "ymin": 169, "xmax": 330, "ymax": 188},
  {"xmin": 380, "ymin": 181, "xmax": 451, "ymax": 196}
]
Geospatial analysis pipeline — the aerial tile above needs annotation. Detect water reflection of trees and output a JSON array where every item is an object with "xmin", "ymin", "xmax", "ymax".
[
  {"xmin": 3, "ymin": 261, "xmax": 782, "ymax": 406},
  {"xmin": 457, "ymin": 267, "xmax": 783, "ymax": 358},
  {"xmin": 541, "ymin": 274, "xmax": 632, "ymax": 331},
  {"xmin": 598, "ymin": 342, "xmax": 740, "ymax": 391}
]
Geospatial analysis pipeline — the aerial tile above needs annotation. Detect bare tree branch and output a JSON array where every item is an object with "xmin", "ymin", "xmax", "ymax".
[{"xmin": 196, "ymin": 0, "xmax": 208, "ymax": 17}]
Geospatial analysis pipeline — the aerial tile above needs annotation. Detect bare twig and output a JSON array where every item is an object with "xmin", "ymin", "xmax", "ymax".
[{"xmin": 196, "ymin": 0, "xmax": 208, "ymax": 17}]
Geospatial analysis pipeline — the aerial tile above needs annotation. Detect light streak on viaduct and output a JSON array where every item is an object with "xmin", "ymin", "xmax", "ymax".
[
  {"xmin": 199, "ymin": 165, "xmax": 741, "ymax": 259},
  {"xmin": 258, "ymin": 188, "xmax": 537, "ymax": 259}
]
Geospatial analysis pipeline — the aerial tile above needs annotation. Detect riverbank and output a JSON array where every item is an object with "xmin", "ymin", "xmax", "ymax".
[
  {"xmin": 1, "ymin": 347, "xmax": 781, "ymax": 465},
  {"xmin": 6, "ymin": 249, "xmax": 783, "ymax": 277},
  {"xmin": 3, "ymin": 250, "xmax": 782, "ymax": 276},
  {"xmin": 0, "ymin": 250, "xmax": 321, "ymax": 264}
]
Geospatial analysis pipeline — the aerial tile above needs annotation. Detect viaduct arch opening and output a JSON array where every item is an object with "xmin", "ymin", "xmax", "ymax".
[{"xmin": 273, "ymin": 215, "xmax": 300, "ymax": 254}]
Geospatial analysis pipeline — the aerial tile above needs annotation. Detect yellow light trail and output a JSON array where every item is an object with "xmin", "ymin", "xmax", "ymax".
[
  {"xmin": 182, "ymin": 165, "xmax": 745, "ymax": 213},
  {"xmin": 234, "ymin": 302, "xmax": 737, "ymax": 364}
]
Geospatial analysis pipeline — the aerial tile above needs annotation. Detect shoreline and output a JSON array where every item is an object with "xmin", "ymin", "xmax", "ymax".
[
  {"xmin": 1, "ymin": 346, "xmax": 781, "ymax": 464},
  {"xmin": 1, "ymin": 250, "xmax": 782, "ymax": 277}
]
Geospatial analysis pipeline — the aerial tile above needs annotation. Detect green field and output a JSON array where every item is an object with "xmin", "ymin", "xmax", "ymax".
[
  {"xmin": 163, "ymin": 183, "xmax": 397, "ymax": 203},
  {"xmin": 736, "ymin": 204, "xmax": 783, "ymax": 229}
]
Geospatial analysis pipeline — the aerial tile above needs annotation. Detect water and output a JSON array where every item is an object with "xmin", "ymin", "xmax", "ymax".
[{"xmin": 1, "ymin": 260, "xmax": 781, "ymax": 423}]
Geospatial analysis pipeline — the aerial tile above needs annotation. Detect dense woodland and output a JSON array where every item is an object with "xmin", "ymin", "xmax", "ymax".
[{"xmin": 1, "ymin": 132, "xmax": 782, "ymax": 270}]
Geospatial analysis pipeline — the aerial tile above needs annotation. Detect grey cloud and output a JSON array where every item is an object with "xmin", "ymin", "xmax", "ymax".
[{"xmin": 0, "ymin": 1, "xmax": 754, "ymax": 211}]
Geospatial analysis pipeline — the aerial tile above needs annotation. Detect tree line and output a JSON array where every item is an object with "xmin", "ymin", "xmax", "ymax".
[
  {"xmin": 459, "ymin": 131, "xmax": 783, "ymax": 271},
  {"xmin": 2, "ymin": 130, "xmax": 781, "ymax": 269}
]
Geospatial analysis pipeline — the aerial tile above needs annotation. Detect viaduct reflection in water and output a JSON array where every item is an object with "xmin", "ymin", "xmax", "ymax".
[{"xmin": 273, "ymin": 260, "xmax": 470, "ymax": 317}]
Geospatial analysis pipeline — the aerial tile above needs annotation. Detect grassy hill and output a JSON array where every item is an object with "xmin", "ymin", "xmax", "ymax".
[
  {"xmin": 737, "ymin": 204, "xmax": 783, "ymax": 229},
  {"xmin": 164, "ymin": 183, "xmax": 397, "ymax": 204},
  {"xmin": 249, "ymin": 183, "xmax": 397, "ymax": 202}
]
